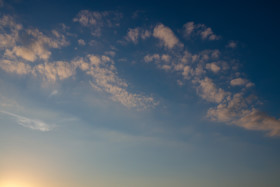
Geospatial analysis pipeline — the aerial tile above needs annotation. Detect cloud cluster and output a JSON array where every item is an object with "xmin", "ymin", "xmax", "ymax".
[
  {"xmin": 125, "ymin": 27, "xmax": 151, "ymax": 44},
  {"xmin": 144, "ymin": 23, "xmax": 280, "ymax": 136},
  {"xmin": 183, "ymin": 22, "xmax": 220, "ymax": 40},
  {"xmin": 72, "ymin": 55, "xmax": 157, "ymax": 109},
  {"xmin": 73, "ymin": 10, "xmax": 122, "ymax": 36},
  {"xmin": 0, "ymin": 16, "xmax": 68, "ymax": 63},
  {"xmin": 0, "ymin": 15, "xmax": 156, "ymax": 109}
]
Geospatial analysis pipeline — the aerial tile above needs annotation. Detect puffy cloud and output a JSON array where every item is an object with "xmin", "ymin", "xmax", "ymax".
[
  {"xmin": 227, "ymin": 41, "xmax": 237, "ymax": 48},
  {"xmin": 125, "ymin": 27, "xmax": 151, "ymax": 44},
  {"xmin": 0, "ymin": 16, "xmax": 68, "ymax": 62},
  {"xmin": 0, "ymin": 110, "xmax": 52, "ymax": 131},
  {"xmin": 205, "ymin": 62, "xmax": 220, "ymax": 73},
  {"xmin": 207, "ymin": 93, "xmax": 280, "ymax": 136},
  {"xmin": 80, "ymin": 55, "xmax": 157, "ymax": 109},
  {"xmin": 196, "ymin": 77, "xmax": 230, "ymax": 103},
  {"xmin": 230, "ymin": 78, "xmax": 253, "ymax": 87},
  {"xmin": 8, "ymin": 29, "xmax": 68, "ymax": 62},
  {"xmin": 153, "ymin": 24, "xmax": 180, "ymax": 49},
  {"xmin": 33, "ymin": 61, "xmax": 75, "ymax": 82},
  {"xmin": 0, "ymin": 59, "xmax": 31, "ymax": 75},
  {"xmin": 0, "ymin": 16, "xmax": 22, "ymax": 49},
  {"xmin": 144, "ymin": 54, "xmax": 160, "ymax": 63},
  {"xmin": 73, "ymin": 10, "xmax": 122, "ymax": 36},
  {"xmin": 78, "ymin": 39, "xmax": 86, "ymax": 46},
  {"xmin": 183, "ymin": 21, "xmax": 220, "ymax": 40}
]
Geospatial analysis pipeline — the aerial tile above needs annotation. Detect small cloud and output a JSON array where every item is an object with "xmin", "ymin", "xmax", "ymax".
[
  {"xmin": 49, "ymin": 90, "xmax": 58, "ymax": 97},
  {"xmin": 205, "ymin": 62, "xmax": 220, "ymax": 73},
  {"xmin": 73, "ymin": 10, "xmax": 122, "ymax": 37},
  {"xmin": 153, "ymin": 24, "xmax": 180, "ymax": 49},
  {"xmin": 227, "ymin": 41, "xmax": 237, "ymax": 48},
  {"xmin": 0, "ymin": 110, "xmax": 53, "ymax": 131},
  {"xmin": 78, "ymin": 39, "xmax": 86, "ymax": 46},
  {"xmin": 125, "ymin": 27, "xmax": 151, "ymax": 44},
  {"xmin": 230, "ymin": 78, "xmax": 253, "ymax": 87},
  {"xmin": 183, "ymin": 21, "xmax": 220, "ymax": 41}
]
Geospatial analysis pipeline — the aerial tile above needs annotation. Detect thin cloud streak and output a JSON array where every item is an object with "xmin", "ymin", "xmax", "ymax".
[{"xmin": 0, "ymin": 110, "xmax": 53, "ymax": 131}]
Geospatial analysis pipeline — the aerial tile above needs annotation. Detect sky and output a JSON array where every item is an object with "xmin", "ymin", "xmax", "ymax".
[{"xmin": 0, "ymin": 0, "xmax": 280, "ymax": 186}]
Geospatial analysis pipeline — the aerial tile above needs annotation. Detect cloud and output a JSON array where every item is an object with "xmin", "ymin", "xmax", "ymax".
[
  {"xmin": 75, "ymin": 55, "xmax": 158, "ymax": 109},
  {"xmin": 153, "ymin": 24, "xmax": 180, "ymax": 49},
  {"xmin": 73, "ymin": 10, "xmax": 122, "ymax": 36},
  {"xmin": 78, "ymin": 39, "xmax": 86, "ymax": 46},
  {"xmin": 0, "ymin": 110, "xmax": 53, "ymax": 131},
  {"xmin": 205, "ymin": 62, "xmax": 220, "ymax": 73},
  {"xmin": 0, "ymin": 59, "xmax": 32, "ymax": 75},
  {"xmin": 207, "ymin": 93, "xmax": 280, "ymax": 136},
  {"xmin": 196, "ymin": 77, "xmax": 230, "ymax": 103},
  {"xmin": 33, "ymin": 61, "xmax": 75, "ymax": 82},
  {"xmin": 8, "ymin": 29, "xmax": 68, "ymax": 62},
  {"xmin": 0, "ymin": 15, "xmax": 22, "ymax": 49},
  {"xmin": 183, "ymin": 21, "xmax": 220, "ymax": 40},
  {"xmin": 227, "ymin": 41, "xmax": 237, "ymax": 48},
  {"xmin": 125, "ymin": 27, "xmax": 151, "ymax": 44},
  {"xmin": 143, "ymin": 41, "xmax": 280, "ymax": 136},
  {"xmin": 0, "ymin": 15, "xmax": 68, "ymax": 62},
  {"xmin": 230, "ymin": 78, "xmax": 254, "ymax": 87}
]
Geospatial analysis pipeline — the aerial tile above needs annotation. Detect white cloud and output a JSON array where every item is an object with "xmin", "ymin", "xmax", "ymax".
[
  {"xmin": 144, "ymin": 54, "xmax": 160, "ymax": 63},
  {"xmin": 207, "ymin": 93, "xmax": 280, "ymax": 136},
  {"xmin": 153, "ymin": 24, "xmax": 180, "ymax": 49},
  {"xmin": 33, "ymin": 61, "xmax": 75, "ymax": 82},
  {"xmin": 196, "ymin": 77, "xmax": 230, "ymax": 103},
  {"xmin": 0, "ymin": 16, "xmax": 68, "ymax": 63},
  {"xmin": 0, "ymin": 110, "xmax": 53, "ymax": 131},
  {"xmin": 183, "ymin": 21, "xmax": 220, "ymax": 41},
  {"xmin": 126, "ymin": 28, "xmax": 139, "ymax": 44},
  {"xmin": 78, "ymin": 39, "xmax": 86, "ymax": 46},
  {"xmin": 230, "ymin": 78, "xmax": 253, "ymax": 87},
  {"xmin": 126, "ymin": 27, "xmax": 151, "ymax": 44},
  {"xmin": 9, "ymin": 29, "xmax": 68, "ymax": 62},
  {"xmin": 73, "ymin": 10, "xmax": 122, "ymax": 36},
  {"xmin": 79, "ymin": 55, "xmax": 157, "ymax": 109},
  {"xmin": 227, "ymin": 41, "xmax": 237, "ymax": 48},
  {"xmin": 0, "ymin": 59, "xmax": 32, "ymax": 75},
  {"xmin": 205, "ymin": 62, "xmax": 220, "ymax": 73}
]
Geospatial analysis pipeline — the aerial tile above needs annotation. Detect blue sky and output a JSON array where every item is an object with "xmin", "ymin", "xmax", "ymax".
[{"xmin": 0, "ymin": 0, "xmax": 280, "ymax": 186}]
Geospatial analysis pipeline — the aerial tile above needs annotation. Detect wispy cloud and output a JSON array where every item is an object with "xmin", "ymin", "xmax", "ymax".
[{"xmin": 0, "ymin": 110, "xmax": 53, "ymax": 131}]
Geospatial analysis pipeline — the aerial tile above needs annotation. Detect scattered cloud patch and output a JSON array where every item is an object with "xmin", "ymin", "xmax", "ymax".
[
  {"xmin": 73, "ymin": 55, "xmax": 158, "ymax": 109},
  {"xmin": 205, "ymin": 62, "xmax": 220, "ymax": 73},
  {"xmin": 153, "ymin": 24, "xmax": 180, "ymax": 49},
  {"xmin": 78, "ymin": 39, "xmax": 86, "ymax": 46},
  {"xmin": 230, "ymin": 78, "xmax": 253, "ymax": 87},
  {"xmin": 73, "ymin": 10, "xmax": 122, "ymax": 36},
  {"xmin": 183, "ymin": 21, "xmax": 220, "ymax": 40},
  {"xmin": 125, "ymin": 27, "xmax": 151, "ymax": 44},
  {"xmin": 227, "ymin": 41, "xmax": 237, "ymax": 48}
]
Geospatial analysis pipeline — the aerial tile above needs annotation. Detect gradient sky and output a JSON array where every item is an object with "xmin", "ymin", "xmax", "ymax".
[{"xmin": 1, "ymin": 0, "xmax": 280, "ymax": 187}]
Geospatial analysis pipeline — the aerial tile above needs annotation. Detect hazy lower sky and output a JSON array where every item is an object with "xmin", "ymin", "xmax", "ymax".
[{"xmin": 1, "ymin": 0, "xmax": 280, "ymax": 187}]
